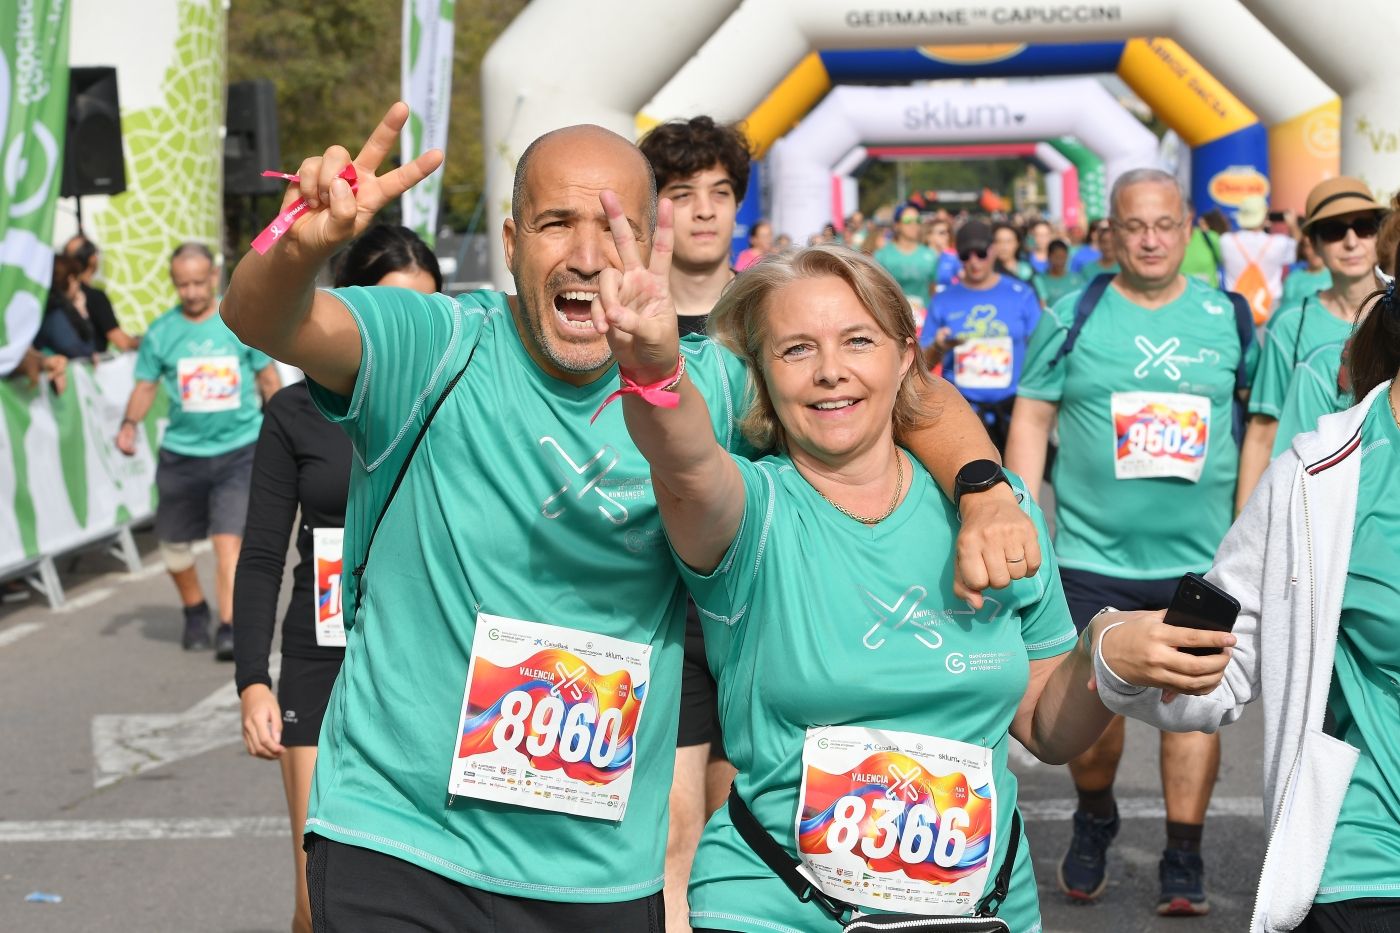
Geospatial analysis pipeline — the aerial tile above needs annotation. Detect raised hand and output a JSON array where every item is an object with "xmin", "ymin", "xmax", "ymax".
[
  {"xmin": 591, "ymin": 190, "xmax": 679, "ymax": 383},
  {"xmin": 274, "ymin": 102, "xmax": 443, "ymax": 260}
]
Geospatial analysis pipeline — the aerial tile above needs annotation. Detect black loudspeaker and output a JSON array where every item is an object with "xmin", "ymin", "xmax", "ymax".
[
  {"xmin": 62, "ymin": 66, "xmax": 126, "ymax": 198},
  {"xmin": 224, "ymin": 80, "xmax": 281, "ymax": 196}
]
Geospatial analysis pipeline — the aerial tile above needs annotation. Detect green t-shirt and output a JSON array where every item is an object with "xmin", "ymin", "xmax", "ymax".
[
  {"xmin": 1180, "ymin": 228, "xmax": 1222, "ymax": 284},
  {"xmin": 1281, "ymin": 266, "xmax": 1331, "ymax": 306},
  {"xmin": 1248, "ymin": 297, "xmax": 1355, "ymax": 419},
  {"xmin": 304, "ymin": 287, "xmax": 751, "ymax": 901},
  {"xmin": 683, "ymin": 459, "xmax": 1074, "ymax": 933},
  {"xmin": 874, "ymin": 243, "xmax": 938, "ymax": 310},
  {"xmin": 133, "ymin": 307, "xmax": 272, "ymax": 457},
  {"xmin": 1018, "ymin": 277, "xmax": 1254, "ymax": 578},
  {"xmin": 1274, "ymin": 341, "xmax": 1350, "ymax": 457},
  {"xmin": 1317, "ymin": 389, "xmax": 1400, "ymax": 902},
  {"xmin": 1034, "ymin": 269, "xmax": 1083, "ymax": 308}
]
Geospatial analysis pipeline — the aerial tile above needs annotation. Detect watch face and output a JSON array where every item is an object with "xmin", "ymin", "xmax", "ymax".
[{"xmin": 960, "ymin": 458, "xmax": 1002, "ymax": 487}]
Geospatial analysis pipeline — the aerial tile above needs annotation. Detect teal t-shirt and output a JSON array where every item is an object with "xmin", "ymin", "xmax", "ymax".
[
  {"xmin": 133, "ymin": 307, "xmax": 271, "ymax": 456},
  {"xmin": 682, "ymin": 459, "xmax": 1074, "ymax": 933},
  {"xmin": 874, "ymin": 243, "xmax": 938, "ymax": 325},
  {"xmin": 1018, "ymin": 277, "xmax": 1254, "ymax": 578},
  {"xmin": 1180, "ymin": 229, "xmax": 1222, "ymax": 284},
  {"xmin": 1248, "ymin": 297, "xmax": 1355, "ymax": 419},
  {"xmin": 1317, "ymin": 388, "xmax": 1400, "ymax": 902},
  {"xmin": 1281, "ymin": 266, "xmax": 1332, "ymax": 306},
  {"xmin": 1274, "ymin": 341, "xmax": 1350, "ymax": 457},
  {"xmin": 1034, "ymin": 270, "xmax": 1083, "ymax": 308},
  {"xmin": 303, "ymin": 287, "xmax": 751, "ymax": 901}
]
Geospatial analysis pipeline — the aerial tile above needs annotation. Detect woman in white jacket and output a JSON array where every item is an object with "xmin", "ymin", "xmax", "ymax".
[{"xmin": 1092, "ymin": 268, "xmax": 1400, "ymax": 933}]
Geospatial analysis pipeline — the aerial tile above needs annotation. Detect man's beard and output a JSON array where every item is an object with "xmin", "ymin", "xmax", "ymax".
[{"xmin": 518, "ymin": 293, "xmax": 613, "ymax": 375}]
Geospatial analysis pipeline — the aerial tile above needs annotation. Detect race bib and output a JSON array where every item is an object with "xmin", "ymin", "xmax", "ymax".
[
  {"xmin": 1111, "ymin": 391, "xmax": 1211, "ymax": 482},
  {"xmin": 796, "ymin": 725, "xmax": 997, "ymax": 915},
  {"xmin": 312, "ymin": 528, "xmax": 346, "ymax": 648},
  {"xmin": 177, "ymin": 356, "xmax": 241, "ymax": 412},
  {"xmin": 906, "ymin": 295, "xmax": 928, "ymax": 333},
  {"xmin": 449, "ymin": 614, "xmax": 651, "ymax": 821},
  {"xmin": 952, "ymin": 337, "xmax": 1014, "ymax": 390}
]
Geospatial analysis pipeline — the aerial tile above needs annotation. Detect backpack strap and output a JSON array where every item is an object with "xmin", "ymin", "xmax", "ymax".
[
  {"xmin": 1046, "ymin": 272, "xmax": 1115, "ymax": 370},
  {"xmin": 1225, "ymin": 289, "xmax": 1254, "ymax": 394},
  {"xmin": 1200, "ymin": 230, "xmax": 1225, "ymax": 290},
  {"xmin": 352, "ymin": 340, "xmax": 480, "ymax": 593}
]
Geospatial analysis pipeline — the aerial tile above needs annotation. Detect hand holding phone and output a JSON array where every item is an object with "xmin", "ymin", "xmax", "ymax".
[{"xmin": 1164, "ymin": 573, "xmax": 1240, "ymax": 656}]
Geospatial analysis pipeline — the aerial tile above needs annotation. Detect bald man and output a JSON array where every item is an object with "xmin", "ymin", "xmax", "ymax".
[{"xmin": 222, "ymin": 107, "xmax": 1036, "ymax": 928}]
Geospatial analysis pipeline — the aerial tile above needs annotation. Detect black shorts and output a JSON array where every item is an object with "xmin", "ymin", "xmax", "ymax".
[
  {"xmin": 154, "ymin": 442, "xmax": 256, "ymax": 542},
  {"xmin": 677, "ymin": 600, "xmax": 724, "ymax": 752},
  {"xmin": 304, "ymin": 834, "xmax": 664, "ymax": 932},
  {"xmin": 1059, "ymin": 566, "xmax": 1180, "ymax": 634},
  {"xmin": 1297, "ymin": 898, "xmax": 1400, "ymax": 933},
  {"xmin": 277, "ymin": 655, "xmax": 342, "ymax": 746}
]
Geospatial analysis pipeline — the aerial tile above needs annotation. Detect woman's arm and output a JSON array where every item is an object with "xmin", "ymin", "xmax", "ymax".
[
  {"xmin": 233, "ymin": 396, "xmax": 301, "ymax": 759},
  {"xmin": 593, "ymin": 191, "xmax": 745, "ymax": 573},
  {"xmin": 1004, "ymin": 396, "xmax": 1057, "ymax": 505}
]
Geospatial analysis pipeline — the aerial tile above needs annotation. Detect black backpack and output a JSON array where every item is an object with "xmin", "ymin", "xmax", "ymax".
[{"xmin": 1045, "ymin": 273, "xmax": 1254, "ymax": 443}]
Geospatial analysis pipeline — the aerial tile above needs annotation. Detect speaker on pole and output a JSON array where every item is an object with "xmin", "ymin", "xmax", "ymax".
[
  {"xmin": 61, "ymin": 66, "xmax": 127, "ymax": 198},
  {"xmin": 224, "ymin": 80, "xmax": 281, "ymax": 196}
]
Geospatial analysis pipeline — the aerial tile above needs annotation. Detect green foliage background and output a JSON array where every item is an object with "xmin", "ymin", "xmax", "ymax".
[{"xmin": 226, "ymin": 0, "xmax": 527, "ymax": 242}]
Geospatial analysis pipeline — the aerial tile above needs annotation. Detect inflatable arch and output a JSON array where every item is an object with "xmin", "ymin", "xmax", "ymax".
[
  {"xmin": 480, "ymin": 0, "xmax": 1374, "ymax": 286},
  {"xmin": 769, "ymin": 79, "xmax": 1152, "ymax": 240}
]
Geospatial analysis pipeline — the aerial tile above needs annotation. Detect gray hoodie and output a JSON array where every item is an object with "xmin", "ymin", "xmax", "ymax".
[{"xmin": 1092, "ymin": 380, "xmax": 1393, "ymax": 933}]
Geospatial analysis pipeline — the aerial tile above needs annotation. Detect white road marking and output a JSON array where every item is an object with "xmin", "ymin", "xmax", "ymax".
[
  {"xmin": 0, "ymin": 796, "xmax": 1267, "ymax": 844},
  {"xmin": 0, "ymin": 622, "xmax": 44, "ymax": 648},
  {"xmin": 90, "ymin": 657, "xmax": 280, "ymax": 788}
]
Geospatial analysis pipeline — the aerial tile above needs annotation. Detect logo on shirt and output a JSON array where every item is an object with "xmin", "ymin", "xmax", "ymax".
[
  {"xmin": 1133, "ymin": 336, "xmax": 1222, "ymax": 380},
  {"xmin": 861, "ymin": 587, "xmax": 1002, "ymax": 652},
  {"xmin": 961, "ymin": 303, "xmax": 1009, "ymax": 339},
  {"xmin": 538, "ymin": 437, "xmax": 628, "ymax": 525}
]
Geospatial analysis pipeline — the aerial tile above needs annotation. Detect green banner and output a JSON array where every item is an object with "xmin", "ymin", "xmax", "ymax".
[
  {"xmin": 0, "ymin": 0, "xmax": 69, "ymax": 374},
  {"xmin": 400, "ymin": 0, "xmax": 455, "ymax": 247}
]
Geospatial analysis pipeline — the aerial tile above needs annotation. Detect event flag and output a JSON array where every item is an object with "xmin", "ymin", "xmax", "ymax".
[
  {"xmin": 0, "ymin": 0, "xmax": 69, "ymax": 375},
  {"xmin": 400, "ymin": 0, "xmax": 455, "ymax": 247}
]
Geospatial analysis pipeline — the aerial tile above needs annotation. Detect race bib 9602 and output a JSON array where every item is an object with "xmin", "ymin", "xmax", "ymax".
[
  {"xmin": 449, "ymin": 614, "xmax": 651, "ymax": 821},
  {"xmin": 796, "ymin": 725, "xmax": 997, "ymax": 915},
  {"xmin": 1111, "ymin": 391, "xmax": 1210, "ymax": 482}
]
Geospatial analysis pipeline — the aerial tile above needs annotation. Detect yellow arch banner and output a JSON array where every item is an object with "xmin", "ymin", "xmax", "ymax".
[
  {"xmin": 1117, "ymin": 38, "xmax": 1257, "ymax": 148},
  {"xmin": 741, "ymin": 52, "xmax": 832, "ymax": 159}
]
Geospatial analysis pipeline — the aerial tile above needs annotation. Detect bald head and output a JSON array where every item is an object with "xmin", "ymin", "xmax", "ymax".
[{"xmin": 512, "ymin": 125, "xmax": 657, "ymax": 233}]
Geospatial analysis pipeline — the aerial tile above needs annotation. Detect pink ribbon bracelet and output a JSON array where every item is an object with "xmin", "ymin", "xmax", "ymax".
[{"xmin": 590, "ymin": 355, "xmax": 687, "ymax": 424}]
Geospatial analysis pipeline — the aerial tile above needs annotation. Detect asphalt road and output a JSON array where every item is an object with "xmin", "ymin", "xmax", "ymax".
[{"xmin": 0, "ymin": 530, "xmax": 1265, "ymax": 933}]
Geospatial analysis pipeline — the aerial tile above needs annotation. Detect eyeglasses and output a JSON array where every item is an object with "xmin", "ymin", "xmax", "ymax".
[
  {"xmin": 1111, "ymin": 218, "xmax": 1185, "ymax": 239},
  {"xmin": 899, "ymin": 216, "xmax": 921, "ymax": 225},
  {"xmin": 958, "ymin": 248, "xmax": 989, "ymax": 262},
  {"xmin": 1312, "ymin": 216, "xmax": 1380, "ymax": 243}
]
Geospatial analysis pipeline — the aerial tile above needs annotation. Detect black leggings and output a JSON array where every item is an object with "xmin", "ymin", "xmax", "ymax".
[{"xmin": 1297, "ymin": 898, "xmax": 1400, "ymax": 933}]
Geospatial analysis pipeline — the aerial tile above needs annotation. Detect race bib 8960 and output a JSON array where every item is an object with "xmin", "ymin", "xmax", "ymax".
[
  {"xmin": 449, "ymin": 614, "xmax": 651, "ymax": 821},
  {"xmin": 796, "ymin": 725, "xmax": 997, "ymax": 915}
]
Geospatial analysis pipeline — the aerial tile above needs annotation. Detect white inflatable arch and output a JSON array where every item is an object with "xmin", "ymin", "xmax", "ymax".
[
  {"xmin": 481, "ymin": 0, "xmax": 1384, "ymax": 287},
  {"xmin": 770, "ymin": 80, "xmax": 1155, "ymax": 240}
]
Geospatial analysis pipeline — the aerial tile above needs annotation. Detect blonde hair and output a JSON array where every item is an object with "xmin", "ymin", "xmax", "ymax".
[{"xmin": 707, "ymin": 244, "xmax": 939, "ymax": 452}]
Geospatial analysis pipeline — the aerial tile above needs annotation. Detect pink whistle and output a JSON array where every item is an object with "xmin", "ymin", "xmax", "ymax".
[{"xmin": 250, "ymin": 165, "xmax": 359, "ymax": 255}]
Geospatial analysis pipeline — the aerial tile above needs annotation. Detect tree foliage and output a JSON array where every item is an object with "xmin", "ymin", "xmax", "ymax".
[{"xmin": 227, "ymin": 0, "xmax": 527, "ymax": 236}]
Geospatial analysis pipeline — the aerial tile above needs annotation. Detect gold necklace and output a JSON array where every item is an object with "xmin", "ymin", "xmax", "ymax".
[
  {"xmin": 1388, "ymin": 383, "xmax": 1398, "ymax": 428},
  {"xmin": 814, "ymin": 451, "xmax": 905, "ymax": 525}
]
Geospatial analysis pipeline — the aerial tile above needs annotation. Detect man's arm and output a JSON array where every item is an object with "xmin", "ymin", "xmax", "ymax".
[
  {"xmin": 903, "ymin": 377, "xmax": 1041, "ymax": 606},
  {"xmin": 221, "ymin": 103, "xmax": 442, "ymax": 397},
  {"xmin": 1235, "ymin": 414, "xmax": 1278, "ymax": 514},
  {"xmin": 116, "ymin": 380, "xmax": 160, "ymax": 455},
  {"xmin": 255, "ymin": 364, "xmax": 282, "ymax": 402},
  {"xmin": 105, "ymin": 328, "xmax": 140, "ymax": 352},
  {"xmin": 1004, "ymin": 396, "xmax": 1057, "ymax": 504}
]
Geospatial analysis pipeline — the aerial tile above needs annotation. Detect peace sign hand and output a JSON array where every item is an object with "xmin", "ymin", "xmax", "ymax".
[
  {"xmin": 591, "ymin": 190, "xmax": 679, "ymax": 383},
  {"xmin": 276, "ymin": 102, "xmax": 444, "ymax": 260}
]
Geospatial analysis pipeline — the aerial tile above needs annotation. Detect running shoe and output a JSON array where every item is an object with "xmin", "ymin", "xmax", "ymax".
[
  {"xmin": 1057, "ymin": 807, "xmax": 1119, "ymax": 902},
  {"xmin": 181, "ymin": 607, "xmax": 211, "ymax": 651},
  {"xmin": 1157, "ymin": 848, "xmax": 1210, "ymax": 916},
  {"xmin": 214, "ymin": 623, "xmax": 235, "ymax": 661}
]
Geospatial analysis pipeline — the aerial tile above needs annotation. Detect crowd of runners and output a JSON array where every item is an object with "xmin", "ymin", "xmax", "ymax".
[{"xmin": 57, "ymin": 103, "xmax": 1398, "ymax": 933}]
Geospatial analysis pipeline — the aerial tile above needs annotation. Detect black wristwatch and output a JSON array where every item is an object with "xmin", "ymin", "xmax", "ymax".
[{"xmin": 953, "ymin": 459, "xmax": 1011, "ymax": 508}]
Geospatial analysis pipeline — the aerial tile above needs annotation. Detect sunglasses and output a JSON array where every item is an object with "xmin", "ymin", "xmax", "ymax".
[
  {"xmin": 1312, "ymin": 216, "xmax": 1380, "ymax": 243},
  {"xmin": 958, "ymin": 248, "xmax": 989, "ymax": 262}
]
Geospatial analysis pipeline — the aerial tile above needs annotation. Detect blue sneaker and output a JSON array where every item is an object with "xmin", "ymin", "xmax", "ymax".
[
  {"xmin": 1158, "ymin": 848, "xmax": 1210, "ymax": 916},
  {"xmin": 1057, "ymin": 808, "xmax": 1119, "ymax": 902}
]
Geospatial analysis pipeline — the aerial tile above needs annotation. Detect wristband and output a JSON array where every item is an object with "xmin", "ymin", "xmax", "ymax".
[
  {"xmin": 251, "ymin": 165, "xmax": 359, "ymax": 255},
  {"xmin": 590, "ymin": 355, "xmax": 686, "ymax": 424}
]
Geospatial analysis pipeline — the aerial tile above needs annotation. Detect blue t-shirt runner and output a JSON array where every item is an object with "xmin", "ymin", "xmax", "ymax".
[{"xmin": 921, "ymin": 275, "xmax": 1042, "ymax": 406}]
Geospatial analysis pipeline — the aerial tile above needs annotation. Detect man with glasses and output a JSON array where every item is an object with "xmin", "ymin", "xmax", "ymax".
[
  {"xmin": 921, "ymin": 219, "xmax": 1043, "ymax": 451},
  {"xmin": 1006, "ymin": 169, "xmax": 1257, "ymax": 918},
  {"xmin": 1236, "ymin": 176, "xmax": 1386, "ymax": 507},
  {"xmin": 874, "ymin": 204, "xmax": 939, "ymax": 332}
]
